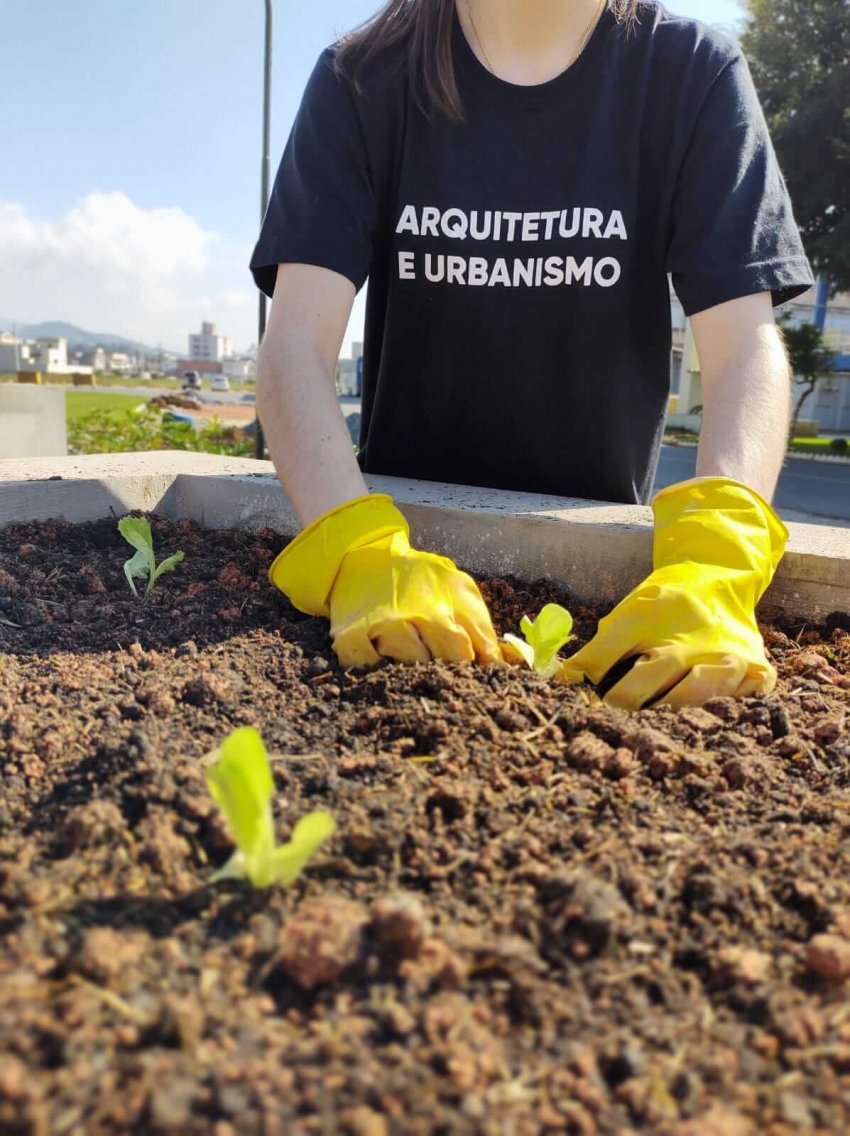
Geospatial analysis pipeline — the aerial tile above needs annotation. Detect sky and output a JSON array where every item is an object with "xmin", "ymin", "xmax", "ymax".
[{"xmin": 1, "ymin": 0, "xmax": 745, "ymax": 355}]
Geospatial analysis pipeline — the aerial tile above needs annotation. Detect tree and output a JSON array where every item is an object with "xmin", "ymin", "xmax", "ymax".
[
  {"xmin": 777, "ymin": 315, "xmax": 836, "ymax": 442},
  {"xmin": 742, "ymin": 0, "xmax": 850, "ymax": 292}
]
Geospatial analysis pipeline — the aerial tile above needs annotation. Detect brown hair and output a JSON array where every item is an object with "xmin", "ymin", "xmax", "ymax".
[{"xmin": 335, "ymin": 0, "xmax": 642, "ymax": 121}]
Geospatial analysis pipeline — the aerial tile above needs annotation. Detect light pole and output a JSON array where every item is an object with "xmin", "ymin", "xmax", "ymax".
[{"xmin": 254, "ymin": 0, "xmax": 273, "ymax": 459}]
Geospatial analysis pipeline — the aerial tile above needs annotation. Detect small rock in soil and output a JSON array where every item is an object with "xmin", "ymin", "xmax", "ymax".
[
  {"xmin": 806, "ymin": 933, "xmax": 850, "ymax": 982},
  {"xmin": 181, "ymin": 675, "xmax": 228, "ymax": 706},
  {"xmin": 712, "ymin": 945, "xmax": 772, "ymax": 985},
  {"xmin": 370, "ymin": 893, "xmax": 430, "ymax": 960},
  {"xmin": 73, "ymin": 927, "xmax": 147, "ymax": 983},
  {"xmin": 275, "ymin": 897, "xmax": 369, "ymax": 990}
]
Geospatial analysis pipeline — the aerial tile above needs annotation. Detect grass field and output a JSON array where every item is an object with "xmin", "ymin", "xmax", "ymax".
[
  {"xmin": 64, "ymin": 391, "xmax": 149, "ymax": 425},
  {"xmin": 71, "ymin": 375, "xmax": 183, "ymax": 390}
]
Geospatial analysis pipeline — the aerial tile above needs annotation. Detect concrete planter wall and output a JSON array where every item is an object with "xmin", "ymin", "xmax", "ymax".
[
  {"xmin": 0, "ymin": 386, "xmax": 67, "ymax": 459},
  {"xmin": 1, "ymin": 451, "xmax": 848, "ymax": 622}
]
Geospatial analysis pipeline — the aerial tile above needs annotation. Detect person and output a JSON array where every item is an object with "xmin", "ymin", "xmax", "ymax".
[{"xmin": 249, "ymin": 0, "xmax": 814, "ymax": 710}]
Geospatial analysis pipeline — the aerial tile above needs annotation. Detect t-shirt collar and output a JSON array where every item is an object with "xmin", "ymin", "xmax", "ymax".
[{"xmin": 451, "ymin": 1, "xmax": 617, "ymax": 106}]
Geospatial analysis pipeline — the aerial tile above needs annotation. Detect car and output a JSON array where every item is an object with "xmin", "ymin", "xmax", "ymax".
[
  {"xmin": 182, "ymin": 370, "xmax": 202, "ymax": 392},
  {"xmin": 210, "ymin": 375, "xmax": 230, "ymax": 392}
]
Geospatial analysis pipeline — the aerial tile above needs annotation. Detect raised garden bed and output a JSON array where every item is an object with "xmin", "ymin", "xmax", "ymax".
[{"xmin": 1, "ymin": 511, "xmax": 849, "ymax": 1135}]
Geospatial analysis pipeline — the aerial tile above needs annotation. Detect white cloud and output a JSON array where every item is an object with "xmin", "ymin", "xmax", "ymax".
[{"xmin": 0, "ymin": 192, "xmax": 258, "ymax": 351}]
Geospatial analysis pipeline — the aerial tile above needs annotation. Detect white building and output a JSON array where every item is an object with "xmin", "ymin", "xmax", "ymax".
[
  {"xmin": 669, "ymin": 291, "xmax": 687, "ymax": 395},
  {"xmin": 73, "ymin": 346, "xmax": 108, "ymax": 372},
  {"xmin": 336, "ymin": 340, "xmax": 363, "ymax": 397},
  {"xmin": 27, "ymin": 337, "xmax": 68, "ymax": 372},
  {"xmin": 8, "ymin": 336, "xmax": 94, "ymax": 377},
  {"xmin": 188, "ymin": 321, "xmax": 232, "ymax": 362},
  {"xmin": 669, "ymin": 287, "xmax": 850, "ymax": 435},
  {"xmin": 108, "ymin": 352, "xmax": 133, "ymax": 374},
  {"xmin": 221, "ymin": 356, "xmax": 256, "ymax": 381}
]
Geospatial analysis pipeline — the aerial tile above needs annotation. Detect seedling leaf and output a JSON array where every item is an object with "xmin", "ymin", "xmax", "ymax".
[
  {"xmin": 205, "ymin": 726, "xmax": 336, "ymax": 889},
  {"xmin": 269, "ymin": 811, "xmax": 338, "ymax": 886},
  {"xmin": 206, "ymin": 726, "xmax": 275, "ymax": 883},
  {"xmin": 503, "ymin": 603, "xmax": 574, "ymax": 677},
  {"xmin": 122, "ymin": 548, "xmax": 149, "ymax": 598},
  {"xmin": 117, "ymin": 515, "xmax": 184, "ymax": 597},
  {"xmin": 153, "ymin": 552, "xmax": 185, "ymax": 584}
]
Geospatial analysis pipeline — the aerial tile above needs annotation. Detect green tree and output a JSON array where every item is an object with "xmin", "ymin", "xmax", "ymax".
[
  {"xmin": 777, "ymin": 315, "xmax": 836, "ymax": 442},
  {"xmin": 742, "ymin": 0, "xmax": 850, "ymax": 291}
]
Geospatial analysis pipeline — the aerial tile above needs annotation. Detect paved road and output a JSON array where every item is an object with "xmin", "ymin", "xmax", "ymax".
[
  {"xmin": 342, "ymin": 406, "xmax": 849, "ymax": 527},
  {"xmin": 655, "ymin": 445, "xmax": 850, "ymax": 526}
]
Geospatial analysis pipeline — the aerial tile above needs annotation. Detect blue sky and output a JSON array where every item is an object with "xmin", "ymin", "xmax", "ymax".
[{"xmin": 1, "ymin": 0, "xmax": 745, "ymax": 353}]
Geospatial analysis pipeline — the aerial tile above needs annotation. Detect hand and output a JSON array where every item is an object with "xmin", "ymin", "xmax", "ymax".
[
  {"xmin": 269, "ymin": 494, "xmax": 501, "ymax": 667},
  {"xmin": 558, "ymin": 477, "xmax": 787, "ymax": 709}
]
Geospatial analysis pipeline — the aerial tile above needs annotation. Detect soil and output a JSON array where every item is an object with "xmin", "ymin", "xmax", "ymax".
[{"xmin": 1, "ymin": 514, "xmax": 849, "ymax": 1136}]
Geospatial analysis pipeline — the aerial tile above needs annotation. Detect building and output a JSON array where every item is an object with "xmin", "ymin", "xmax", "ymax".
[
  {"xmin": 0, "ymin": 333, "xmax": 25, "ymax": 373},
  {"xmin": 14, "ymin": 337, "xmax": 91, "ymax": 376},
  {"xmin": 175, "ymin": 358, "xmax": 223, "ymax": 377},
  {"xmin": 667, "ymin": 321, "xmax": 703, "ymax": 432},
  {"xmin": 27, "ymin": 337, "xmax": 67, "ymax": 372},
  {"xmin": 74, "ymin": 347, "xmax": 108, "ymax": 372},
  {"xmin": 107, "ymin": 352, "xmax": 133, "ymax": 375},
  {"xmin": 669, "ymin": 285, "xmax": 850, "ymax": 435},
  {"xmin": 784, "ymin": 287, "xmax": 850, "ymax": 434},
  {"xmin": 221, "ymin": 356, "xmax": 256, "ymax": 381},
  {"xmin": 669, "ymin": 290, "xmax": 687, "ymax": 397},
  {"xmin": 188, "ymin": 321, "xmax": 232, "ymax": 362},
  {"xmin": 336, "ymin": 341, "xmax": 364, "ymax": 397}
]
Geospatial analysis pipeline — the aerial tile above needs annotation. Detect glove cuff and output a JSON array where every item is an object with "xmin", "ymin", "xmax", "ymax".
[
  {"xmin": 269, "ymin": 494, "xmax": 409, "ymax": 616},
  {"xmin": 651, "ymin": 476, "xmax": 788, "ymax": 583}
]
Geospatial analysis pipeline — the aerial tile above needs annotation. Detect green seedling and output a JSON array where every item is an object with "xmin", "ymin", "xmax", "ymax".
[
  {"xmin": 205, "ymin": 726, "xmax": 336, "ymax": 889},
  {"xmin": 503, "ymin": 602, "xmax": 574, "ymax": 677},
  {"xmin": 118, "ymin": 515, "xmax": 184, "ymax": 598}
]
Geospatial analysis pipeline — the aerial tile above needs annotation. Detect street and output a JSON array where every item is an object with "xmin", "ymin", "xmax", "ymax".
[
  {"xmin": 655, "ymin": 445, "xmax": 850, "ymax": 526},
  {"xmin": 337, "ymin": 400, "xmax": 850, "ymax": 527}
]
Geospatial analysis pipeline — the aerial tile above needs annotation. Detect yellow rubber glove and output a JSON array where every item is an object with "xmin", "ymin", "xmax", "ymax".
[
  {"xmin": 268, "ymin": 494, "xmax": 502, "ymax": 668},
  {"xmin": 558, "ymin": 477, "xmax": 788, "ymax": 710}
]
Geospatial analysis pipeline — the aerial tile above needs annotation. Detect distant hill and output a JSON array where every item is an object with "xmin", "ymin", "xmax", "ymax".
[{"xmin": 0, "ymin": 318, "xmax": 177, "ymax": 356}]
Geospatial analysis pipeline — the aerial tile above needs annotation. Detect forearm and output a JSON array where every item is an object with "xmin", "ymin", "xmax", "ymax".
[
  {"xmin": 257, "ymin": 332, "xmax": 368, "ymax": 527},
  {"xmin": 695, "ymin": 322, "xmax": 790, "ymax": 501}
]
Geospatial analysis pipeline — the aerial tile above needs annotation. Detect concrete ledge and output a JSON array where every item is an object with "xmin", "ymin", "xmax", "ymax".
[{"xmin": 1, "ymin": 451, "xmax": 849, "ymax": 621}]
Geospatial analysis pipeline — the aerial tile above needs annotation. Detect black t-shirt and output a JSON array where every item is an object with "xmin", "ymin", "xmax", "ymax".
[{"xmin": 250, "ymin": 2, "xmax": 813, "ymax": 504}]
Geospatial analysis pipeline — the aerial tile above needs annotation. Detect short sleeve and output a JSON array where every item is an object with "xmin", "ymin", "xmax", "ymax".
[
  {"xmin": 666, "ymin": 52, "xmax": 813, "ymax": 317},
  {"xmin": 250, "ymin": 50, "xmax": 378, "ymax": 297}
]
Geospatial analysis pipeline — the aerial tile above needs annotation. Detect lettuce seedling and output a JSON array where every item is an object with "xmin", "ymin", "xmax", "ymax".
[
  {"xmin": 118, "ymin": 515, "xmax": 184, "ymax": 598},
  {"xmin": 205, "ymin": 726, "xmax": 336, "ymax": 889},
  {"xmin": 503, "ymin": 603, "xmax": 574, "ymax": 677}
]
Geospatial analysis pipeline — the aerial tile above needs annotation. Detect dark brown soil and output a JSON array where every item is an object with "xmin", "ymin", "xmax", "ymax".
[{"xmin": 1, "ymin": 514, "xmax": 849, "ymax": 1136}]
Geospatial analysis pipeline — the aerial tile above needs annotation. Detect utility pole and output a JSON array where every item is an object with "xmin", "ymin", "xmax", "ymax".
[{"xmin": 254, "ymin": 0, "xmax": 273, "ymax": 460}]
